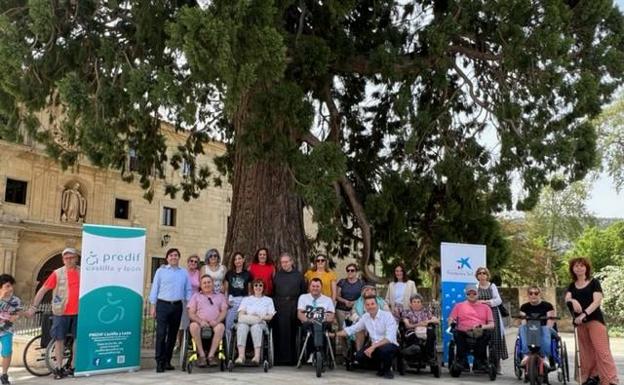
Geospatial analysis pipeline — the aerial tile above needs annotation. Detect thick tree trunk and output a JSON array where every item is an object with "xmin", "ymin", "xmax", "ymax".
[
  {"xmin": 224, "ymin": 158, "xmax": 308, "ymax": 270},
  {"xmin": 223, "ymin": 91, "xmax": 308, "ymax": 270}
]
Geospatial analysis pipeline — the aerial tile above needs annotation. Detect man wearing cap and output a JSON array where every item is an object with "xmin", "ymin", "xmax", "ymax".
[
  {"xmin": 447, "ymin": 284, "xmax": 495, "ymax": 370},
  {"xmin": 28, "ymin": 248, "xmax": 80, "ymax": 379}
]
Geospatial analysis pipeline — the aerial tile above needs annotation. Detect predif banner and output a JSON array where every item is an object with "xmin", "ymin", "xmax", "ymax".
[
  {"xmin": 75, "ymin": 224, "xmax": 146, "ymax": 376},
  {"xmin": 440, "ymin": 242, "xmax": 486, "ymax": 363}
]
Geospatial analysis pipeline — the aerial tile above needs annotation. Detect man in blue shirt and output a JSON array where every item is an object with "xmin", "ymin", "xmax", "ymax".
[{"xmin": 149, "ymin": 248, "xmax": 191, "ymax": 373}]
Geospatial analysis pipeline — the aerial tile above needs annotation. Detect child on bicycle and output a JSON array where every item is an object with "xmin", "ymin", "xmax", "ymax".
[{"xmin": 0, "ymin": 274, "xmax": 29, "ymax": 385}]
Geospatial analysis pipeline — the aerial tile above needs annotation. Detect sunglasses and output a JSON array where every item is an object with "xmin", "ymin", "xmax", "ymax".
[
  {"xmin": 346, "ymin": 269, "xmax": 356, "ymax": 272},
  {"xmin": 189, "ymin": 260, "xmax": 199, "ymax": 264},
  {"xmin": 316, "ymin": 259, "xmax": 326, "ymax": 263},
  {"xmin": 467, "ymin": 291, "xmax": 478, "ymax": 295},
  {"xmin": 528, "ymin": 291, "xmax": 540, "ymax": 295},
  {"xmin": 253, "ymin": 284, "xmax": 264, "ymax": 288},
  {"xmin": 477, "ymin": 271, "xmax": 487, "ymax": 275},
  {"xmin": 208, "ymin": 254, "xmax": 218, "ymax": 258}
]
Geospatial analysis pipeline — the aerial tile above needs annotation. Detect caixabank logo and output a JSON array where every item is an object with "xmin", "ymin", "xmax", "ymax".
[{"xmin": 445, "ymin": 256, "xmax": 474, "ymax": 279}]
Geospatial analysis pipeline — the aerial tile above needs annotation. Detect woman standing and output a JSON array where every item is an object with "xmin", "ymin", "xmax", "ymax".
[
  {"xmin": 335, "ymin": 263, "xmax": 364, "ymax": 329},
  {"xmin": 272, "ymin": 252, "xmax": 306, "ymax": 365},
  {"xmin": 304, "ymin": 254, "xmax": 337, "ymax": 302},
  {"xmin": 248, "ymin": 248, "xmax": 275, "ymax": 296},
  {"xmin": 565, "ymin": 257, "xmax": 618, "ymax": 385},
  {"xmin": 176, "ymin": 254, "xmax": 201, "ymax": 350},
  {"xmin": 475, "ymin": 266, "xmax": 507, "ymax": 372},
  {"xmin": 235, "ymin": 279, "xmax": 276, "ymax": 365},
  {"xmin": 203, "ymin": 248, "xmax": 227, "ymax": 294},
  {"xmin": 385, "ymin": 263, "xmax": 417, "ymax": 320},
  {"xmin": 224, "ymin": 252, "xmax": 252, "ymax": 339}
]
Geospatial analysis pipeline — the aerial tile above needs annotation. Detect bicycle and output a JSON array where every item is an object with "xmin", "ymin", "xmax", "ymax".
[{"xmin": 22, "ymin": 312, "xmax": 73, "ymax": 377}]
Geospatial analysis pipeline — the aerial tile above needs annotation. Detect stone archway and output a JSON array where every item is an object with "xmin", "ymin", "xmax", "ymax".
[{"xmin": 35, "ymin": 254, "xmax": 62, "ymax": 303}]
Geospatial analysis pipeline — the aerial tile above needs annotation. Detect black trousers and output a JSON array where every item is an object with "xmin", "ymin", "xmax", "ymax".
[
  {"xmin": 155, "ymin": 300, "xmax": 183, "ymax": 364},
  {"xmin": 272, "ymin": 298, "xmax": 299, "ymax": 365},
  {"xmin": 355, "ymin": 343, "xmax": 399, "ymax": 374},
  {"xmin": 404, "ymin": 327, "xmax": 436, "ymax": 361},
  {"xmin": 455, "ymin": 330, "xmax": 491, "ymax": 368}
]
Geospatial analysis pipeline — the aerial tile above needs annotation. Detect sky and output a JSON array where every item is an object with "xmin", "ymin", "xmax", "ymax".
[{"xmin": 587, "ymin": 0, "xmax": 624, "ymax": 219}]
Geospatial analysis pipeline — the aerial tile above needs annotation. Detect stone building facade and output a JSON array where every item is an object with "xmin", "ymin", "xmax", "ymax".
[{"xmin": 0, "ymin": 123, "xmax": 231, "ymax": 302}]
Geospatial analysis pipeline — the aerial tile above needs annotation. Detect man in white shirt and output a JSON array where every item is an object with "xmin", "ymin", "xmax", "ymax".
[
  {"xmin": 297, "ymin": 278, "xmax": 335, "ymax": 363},
  {"xmin": 335, "ymin": 295, "xmax": 399, "ymax": 379}
]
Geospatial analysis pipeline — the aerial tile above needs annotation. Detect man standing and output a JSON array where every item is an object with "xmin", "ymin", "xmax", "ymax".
[
  {"xmin": 335, "ymin": 295, "xmax": 399, "ymax": 379},
  {"xmin": 447, "ymin": 284, "xmax": 495, "ymax": 370},
  {"xmin": 272, "ymin": 252, "xmax": 306, "ymax": 365},
  {"xmin": 149, "ymin": 248, "xmax": 191, "ymax": 373},
  {"xmin": 28, "ymin": 248, "xmax": 80, "ymax": 379}
]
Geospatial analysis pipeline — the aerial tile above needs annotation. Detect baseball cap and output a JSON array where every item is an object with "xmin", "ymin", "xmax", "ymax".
[
  {"xmin": 464, "ymin": 284, "xmax": 478, "ymax": 294},
  {"xmin": 62, "ymin": 247, "xmax": 79, "ymax": 256}
]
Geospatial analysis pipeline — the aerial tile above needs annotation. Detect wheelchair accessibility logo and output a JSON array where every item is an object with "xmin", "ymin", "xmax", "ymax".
[{"xmin": 97, "ymin": 292, "xmax": 125, "ymax": 324}]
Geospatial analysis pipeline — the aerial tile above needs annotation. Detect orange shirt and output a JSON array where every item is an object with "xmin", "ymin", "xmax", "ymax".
[{"xmin": 44, "ymin": 268, "xmax": 80, "ymax": 315}]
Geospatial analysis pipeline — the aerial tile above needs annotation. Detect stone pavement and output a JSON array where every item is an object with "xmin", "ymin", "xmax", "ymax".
[{"xmin": 8, "ymin": 332, "xmax": 623, "ymax": 385}]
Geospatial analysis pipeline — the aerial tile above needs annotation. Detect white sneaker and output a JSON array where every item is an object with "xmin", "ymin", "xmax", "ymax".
[{"xmin": 307, "ymin": 353, "xmax": 314, "ymax": 364}]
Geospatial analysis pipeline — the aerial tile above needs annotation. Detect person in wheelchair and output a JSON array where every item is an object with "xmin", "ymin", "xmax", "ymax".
[
  {"xmin": 349, "ymin": 285, "xmax": 389, "ymax": 351},
  {"xmin": 234, "ymin": 279, "xmax": 275, "ymax": 365},
  {"xmin": 297, "ymin": 278, "xmax": 335, "ymax": 363},
  {"xmin": 518, "ymin": 286, "xmax": 557, "ymax": 368},
  {"xmin": 187, "ymin": 275, "xmax": 227, "ymax": 367},
  {"xmin": 335, "ymin": 295, "xmax": 399, "ymax": 379},
  {"xmin": 401, "ymin": 294, "xmax": 439, "ymax": 362},
  {"xmin": 448, "ymin": 284, "xmax": 495, "ymax": 371}
]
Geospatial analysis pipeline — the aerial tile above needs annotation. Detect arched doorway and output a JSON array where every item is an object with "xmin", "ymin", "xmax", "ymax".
[{"xmin": 35, "ymin": 253, "xmax": 81, "ymax": 303}]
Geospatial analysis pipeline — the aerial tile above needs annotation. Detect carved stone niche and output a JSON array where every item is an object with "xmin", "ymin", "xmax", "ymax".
[{"xmin": 60, "ymin": 181, "xmax": 87, "ymax": 223}]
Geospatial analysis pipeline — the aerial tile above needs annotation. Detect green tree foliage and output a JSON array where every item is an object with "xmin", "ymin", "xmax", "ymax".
[
  {"xmin": 1, "ymin": 1, "xmax": 623, "ymax": 279},
  {"xmin": 596, "ymin": 264, "xmax": 624, "ymax": 323},
  {"xmin": 594, "ymin": 94, "xmax": 624, "ymax": 193},
  {"xmin": 567, "ymin": 221, "xmax": 624, "ymax": 273}
]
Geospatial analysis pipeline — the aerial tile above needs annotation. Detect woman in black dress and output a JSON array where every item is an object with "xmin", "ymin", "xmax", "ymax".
[{"xmin": 272, "ymin": 252, "xmax": 306, "ymax": 365}]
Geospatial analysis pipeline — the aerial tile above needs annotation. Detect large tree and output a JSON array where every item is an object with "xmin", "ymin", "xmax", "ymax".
[{"xmin": 1, "ymin": 1, "xmax": 623, "ymax": 279}]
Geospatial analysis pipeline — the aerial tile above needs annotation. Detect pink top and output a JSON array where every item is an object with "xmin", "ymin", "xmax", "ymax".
[
  {"xmin": 249, "ymin": 263, "xmax": 275, "ymax": 296},
  {"xmin": 188, "ymin": 269, "xmax": 200, "ymax": 293},
  {"xmin": 187, "ymin": 292, "xmax": 227, "ymax": 322},
  {"xmin": 448, "ymin": 301, "xmax": 493, "ymax": 332}
]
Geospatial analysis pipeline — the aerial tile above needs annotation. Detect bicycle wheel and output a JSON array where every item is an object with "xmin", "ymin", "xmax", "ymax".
[
  {"xmin": 528, "ymin": 354, "xmax": 542, "ymax": 385},
  {"xmin": 45, "ymin": 338, "xmax": 72, "ymax": 372},
  {"xmin": 315, "ymin": 351, "xmax": 323, "ymax": 378},
  {"xmin": 23, "ymin": 335, "xmax": 51, "ymax": 377}
]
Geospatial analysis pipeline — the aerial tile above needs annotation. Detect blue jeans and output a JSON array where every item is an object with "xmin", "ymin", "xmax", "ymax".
[{"xmin": 519, "ymin": 325, "xmax": 556, "ymax": 357}]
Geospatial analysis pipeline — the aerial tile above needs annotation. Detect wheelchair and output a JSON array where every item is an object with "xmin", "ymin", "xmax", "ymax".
[
  {"xmin": 513, "ymin": 315, "xmax": 570, "ymax": 385},
  {"xmin": 226, "ymin": 321, "xmax": 274, "ymax": 372},
  {"xmin": 447, "ymin": 323, "xmax": 497, "ymax": 381},
  {"xmin": 342, "ymin": 320, "xmax": 404, "ymax": 376},
  {"xmin": 399, "ymin": 322, "xmax": 441, "ymax": 377},
  {"xmin": 181, "ymin": 325, "xmax": 226, "ymax": 373},
  {"xmin": 295, "ymin": 319, "xmax": 336, "ymax": 378}
]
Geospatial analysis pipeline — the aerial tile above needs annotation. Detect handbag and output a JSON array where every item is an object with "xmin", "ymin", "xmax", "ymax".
[
  {"xmin": 200, "ymin": 326, "xmax": 213, "ymax": 339},
  {"xmin": 498, "ymin": 304, "xmax": 509, "ymax": 317},
  {"xmin": 238, "ymin": 313, "xmax": 262, "ymax": 325}
]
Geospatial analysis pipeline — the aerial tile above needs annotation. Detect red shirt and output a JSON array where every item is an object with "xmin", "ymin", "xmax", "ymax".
[
  {"xmin": 249, "ymin": 263, "xmax": 275, "ymax": 296},
  {"xmin": 44, "ymin": 268, "xmax": 80, "ymax": 315},
  {"xmin": 448, "ymin": 300, "xmax": 493, "ymax": 332}
]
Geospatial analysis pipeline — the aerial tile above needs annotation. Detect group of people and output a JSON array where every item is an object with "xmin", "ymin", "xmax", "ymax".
[{"xmin": 0, "ymin": 246, "xmax": 616, "ymax": 384}]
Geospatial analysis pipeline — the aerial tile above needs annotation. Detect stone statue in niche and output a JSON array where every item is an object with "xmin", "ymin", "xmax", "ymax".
[{"xmin": 61, "ymin": 183, "xmax": 87, "ymax": 223}]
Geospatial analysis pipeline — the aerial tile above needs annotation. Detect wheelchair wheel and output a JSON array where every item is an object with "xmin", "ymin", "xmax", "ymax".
[
  {"xmin": 295, "ymin": 327, "xmax": 303, "ymax": 369},
  {"xmin": 561, "ymin": 341, "xmax": 570, "ymax": 384},
  {"xmin": 448, "ymin": 340, "xmax": 461, "ymax": 377},
  {"xmin": 514, "ymin": 337, "xmax": 524, "ymax": 380},
  {"xmin": 187, "ymin": 361, "xmax": 193, "ymax": 374},
  {"xmin": 268, "ymin": 329, "xmax": 274, "ymax": 367},
  {"xmin": 315, "ymin": 351, "xmax": 323, "ymax": 378},
  {"xmin": 432, "ymin": 363, "xmax": 441, "ymax": 378},
  {"xmin": 527, "ymin": 354, "xmax": 541, "ymax": 385}
]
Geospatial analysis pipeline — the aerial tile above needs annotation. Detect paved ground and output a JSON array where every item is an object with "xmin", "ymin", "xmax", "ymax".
[{"xmin": 8, "ymin": 331, "xmax": 623, "ymax": 385}]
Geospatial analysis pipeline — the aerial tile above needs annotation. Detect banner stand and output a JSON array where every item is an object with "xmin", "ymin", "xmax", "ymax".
[
  {"xmin": 75, "ymin": 224, "xmax": 146, "ymax": 376},
  {"xmin": 440, "ymin": 242, "xmax": 486, "ymax": 363}
]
